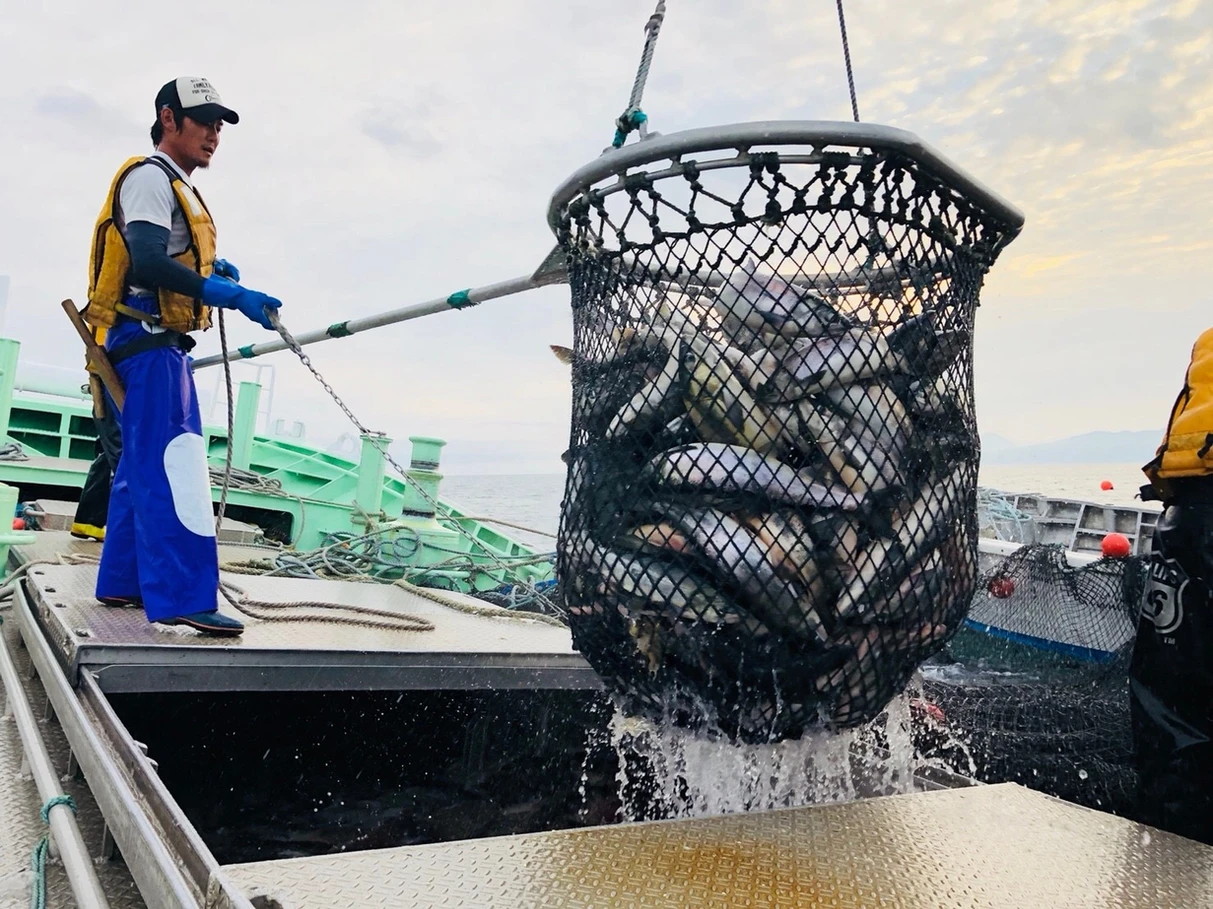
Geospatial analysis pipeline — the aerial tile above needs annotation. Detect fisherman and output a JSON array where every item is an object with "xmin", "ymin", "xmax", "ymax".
[
  {"xmin": 69, "ymin": 344, "xmax": 121, "ymax": 541},
  {"xmin": 1133, "ymin": 326, "xmax": 1213, "ymax": 846},
  {"xmin": 82, "ymin": 77, "xmax": 283, "ymax": 636}
]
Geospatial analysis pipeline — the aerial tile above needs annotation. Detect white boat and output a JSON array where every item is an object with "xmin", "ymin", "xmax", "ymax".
[
  {"xmin": 978, "ymin": 488, "xmax": 1160, "ymax": 556},
  {"xmin": 969, "ymin": 489, "xmax": 1159, "ymax": 662}
]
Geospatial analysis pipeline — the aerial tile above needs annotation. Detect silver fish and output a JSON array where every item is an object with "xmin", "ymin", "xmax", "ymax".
[
  {"xmin": 606, "ymin": 341, "xmax": 684, "ymax": 440},
  {"xmin": 796, "ymin": 397, "xmax": 901, "ymax": 496},
  {"xmin": 884, "ymin": 312, "xmax": 968, "ymax": 378},
  {"xmin": 824, "ymin": 381, "xmax": 913, "ymax": 455},
  {"xmin": 646, "ymin": 412, "xmax": 696, "ymax": 453},
  {"xmin": 814, "ymin": 621, "xmax": 948, "ymax": 725},
  {"xmin": 685, "ymin": 337, "xmax": 785, "ymax": 455},
  {"xmin": 617, "ymin": 522, "xmax": 695, "ymax": 558},
  {"xmin": 713, "ymin": 257, "xmax": 854, "ymax": 338},
  {"xmin": 605, "ymin": 587, "xmax": 771, "ymax": 683},
  {"xmin": 550, "ymin": 321, "xmax": 662, "ymax": 369},
  {"xmin": 744, "ymin": 511, "xmax": 829, "ymax": 630},
  {"xmin": 834, "ymin": 464, "xmax": 967, "ymax": 618},
  {"xmin": 574, "ymin": 534, "xmax": 742, "ymax": 627},
  {"xmin": 807, "ymin": 511, "xmax": 862, "ymax": 588},
  {"xmin": 666, "ymin": 507, "xmax": 827, "ymax": 643},
  {"xmin": 719, "ymin": 343, "xmax": 780, "ymax": 394},
  {"xmin": 899, "ymin": 374, "xmax": 955, "ymax": 419},
  {"xmin": 761, "ymin": 329, "xmax": 909, "ymax": 401},
  {"xmin": 862, "ymin": 548, "xmax": 947, "ymax": 623},
  {"xmin": 648, "ymin": 291, "xmax": 706, "ymax": 353},
  {"xmin": 579, "ymin": 533, "xmax": 772, "ymax": 676},
  {"xmin": 647, "ymin": 443, "xmax": 862, "ymax": 511}
]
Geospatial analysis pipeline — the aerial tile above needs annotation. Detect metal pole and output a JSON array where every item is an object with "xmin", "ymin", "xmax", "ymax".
[
  {"xmin": 191, "ymin": 250, "xmax": 568, "ymax": 372},
  {"xmin": 0, "ymin": 620, "xmax": 111, "ymax": 909},
  {"xmin": 354, "ymin": 432, "xmax": 389, "ymax": 521},
  {"xmin": 230, "ymin": 381, "xmax": 261, "ymax": 471},
  {"xmin": 0, "ymin": 338, "xmax": 20, "ymax": 441}
]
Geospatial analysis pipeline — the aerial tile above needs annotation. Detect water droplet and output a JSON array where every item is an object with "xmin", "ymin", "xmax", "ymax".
[
  {"xmin": 1142, "ymin": 831, "xmax": 1152, "ymax": 846},
  {"xmin": 1077, "ymin": 768, "xmax": 1088, "ymax": 780}
]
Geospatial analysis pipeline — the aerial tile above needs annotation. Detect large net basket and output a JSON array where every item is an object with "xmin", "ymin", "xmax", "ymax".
[{"xmin": 549, "ymin": 122, "xmax": 1023, "ymax": 744}]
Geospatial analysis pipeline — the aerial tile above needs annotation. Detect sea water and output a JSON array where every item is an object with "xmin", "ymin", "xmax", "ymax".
[{"xmin": 442, "ymin": 464, "xmax": 1157, "ymax": 539}]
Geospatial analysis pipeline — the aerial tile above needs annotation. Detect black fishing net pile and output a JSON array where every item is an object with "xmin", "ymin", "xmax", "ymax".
[
  {"xmin": 920, "ymin": 544, "xmax": 1149, "ymax": 817},
  {"xmin": 552, "ymin": 144, "xmax": 1020, "ymax": 744}
]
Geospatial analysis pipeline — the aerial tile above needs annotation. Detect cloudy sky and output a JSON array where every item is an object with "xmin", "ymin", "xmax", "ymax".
[{"xmin": 1, "ymin": 0, "xmax": 1210, "ymax": 473}]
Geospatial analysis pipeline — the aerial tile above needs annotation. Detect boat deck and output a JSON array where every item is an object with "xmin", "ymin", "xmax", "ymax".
[
  {"xmin": 14, "ymin": 533, "xmax": 597, "ymax": 695},
  {"xmin": 9, "ymin": 534, "xmax": 1213, "ymax": 908},
  {"xmin": 0, "ymin": 611, "xmax": 145, "ymax": 908},
  {"xmin": 210, "ymin": 782, "xmax": 1213, "ymax": 908}
]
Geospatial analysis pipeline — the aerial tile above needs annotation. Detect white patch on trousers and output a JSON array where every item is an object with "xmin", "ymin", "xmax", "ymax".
[{"xmin": 163, "ymin": 432, "xmax": 216, "ymax": 538}]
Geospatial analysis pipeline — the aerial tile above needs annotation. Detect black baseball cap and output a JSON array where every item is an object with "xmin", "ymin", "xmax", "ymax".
[{"xmin": 155, "ymin": 77, "xmax": 239, "ymax": 125}]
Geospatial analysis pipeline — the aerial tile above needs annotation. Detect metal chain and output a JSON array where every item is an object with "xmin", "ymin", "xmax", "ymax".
[
  {"xmin": 215, "ymin": 310, "xmax": 235, "ymax": 533},
  {"xmin": 835, "ymin": 0, "xmax": 860, "ymax": 122},
  {"xmin": 265, "ymin": 310, "xmax": 560, "ymax": 612}
]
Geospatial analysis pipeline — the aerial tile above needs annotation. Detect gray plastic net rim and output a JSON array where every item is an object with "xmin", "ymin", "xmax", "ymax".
[{"xmin": 547, "ymin": 120, "xmax": 1025, "ymax": 237}]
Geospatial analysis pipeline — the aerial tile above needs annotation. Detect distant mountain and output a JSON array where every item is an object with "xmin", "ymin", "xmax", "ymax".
[
  {"xmin": 980, "ymin": 430, "xmax": 1162, "ymax": 465},
  {"xmin": 979, "ymin": 432, "xmax": 1018, "ymax": 457}
]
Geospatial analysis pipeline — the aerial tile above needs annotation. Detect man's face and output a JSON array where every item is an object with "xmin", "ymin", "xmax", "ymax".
[{"xmin": 160, "ymin": 108, "xmax": 222, "ymax": 170}]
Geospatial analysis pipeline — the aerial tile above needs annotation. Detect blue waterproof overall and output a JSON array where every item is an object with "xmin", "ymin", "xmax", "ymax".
[{"xmin": 94, "ymin": 295, "xmax": 220, "ymax": 621}]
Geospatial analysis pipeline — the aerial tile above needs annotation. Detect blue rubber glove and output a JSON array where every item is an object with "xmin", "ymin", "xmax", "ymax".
[
  {"xmin": 201, "ymin": 277, "xmax": 282, "ymax": 330},
  {"xmin": 212, "ymin": 258, "xmax": 241, "ymax": 283}
]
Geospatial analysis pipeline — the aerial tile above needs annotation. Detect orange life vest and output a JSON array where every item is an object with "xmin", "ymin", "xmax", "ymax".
[
  {"xmin": 85, "ymin": 156, "xmax": 216, "ymax": 334},
  {"xmin": 1143, "ymin": 327, "xmax": 1213, "ymax": 498}
]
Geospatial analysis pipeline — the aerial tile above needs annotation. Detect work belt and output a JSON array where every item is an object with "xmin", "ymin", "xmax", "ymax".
[
  {"xmin": 1142, "ymin": 474, "xmax": 1213, "ymax": 507},
  {"xmin": 107, "ymin": 329, "xmax": 196, "ymax": 366}
]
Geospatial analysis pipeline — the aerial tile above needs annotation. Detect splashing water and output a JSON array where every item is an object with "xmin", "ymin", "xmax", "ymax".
[{"xmin": 606, "ymin": 688, "xmax": 932, "ymax": 822}]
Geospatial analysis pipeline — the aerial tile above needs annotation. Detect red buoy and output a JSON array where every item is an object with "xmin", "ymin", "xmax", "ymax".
[
  {"xmin": 1101, "ymin": 533, "xmax": 1132, "ymax": 558},
  {"xmin": 1100, "ymin": 479, "xmax": 1114, "ymax": 491},
  {"xmin": 988, "ymin": 576, "xmax": 1015, "ymax": 599},
  {"xmin": 11, "ymin": 518, "xmax": 24, "ymax": 530}
]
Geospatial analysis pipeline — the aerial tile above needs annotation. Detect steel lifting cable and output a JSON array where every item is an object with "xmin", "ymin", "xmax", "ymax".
[
  {"xmin": 611, "ymin": 0, "xmax": 667, "ymax": 148},
  {"xmin": 835, "ymin": 0, "xmax": 860, "ymax": 122}
]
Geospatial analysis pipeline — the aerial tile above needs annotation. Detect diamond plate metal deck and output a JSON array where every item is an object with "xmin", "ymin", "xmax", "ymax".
[
  {"xmin": 1, "ymin": 613, "xmax": 145, "ymax": 908},
  {"xmin": 15, "ymin": 534, "xmax": 596, "ymax": 694},
  {"xmin": 215, "ymin": 784, "xmax": 1213, "ymax": 909}
]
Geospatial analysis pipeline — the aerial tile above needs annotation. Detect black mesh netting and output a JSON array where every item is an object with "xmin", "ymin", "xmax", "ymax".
[
  {"xmin": 919, "ymin": 544, "xmax": 1148, "ymax": 817},
  {"xmin": 552, "ymin": 142, "xmax": 1020, "ymax": 744}
]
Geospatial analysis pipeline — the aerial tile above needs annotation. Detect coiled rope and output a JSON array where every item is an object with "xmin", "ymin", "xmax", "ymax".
[{"xmin": 263, "ymin": 308, "xmax": 561, "ymax": 615}]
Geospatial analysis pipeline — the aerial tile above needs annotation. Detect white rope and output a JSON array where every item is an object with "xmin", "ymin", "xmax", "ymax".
[{"xmin": 627, "ymin": 0, "xmax": 667, "ymax": 113}]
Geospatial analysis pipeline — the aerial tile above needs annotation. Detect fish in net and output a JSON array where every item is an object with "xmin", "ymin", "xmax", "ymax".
[{"xmin": 549, "ymin": 128, "xmax": 1021, "ymax": 744}]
